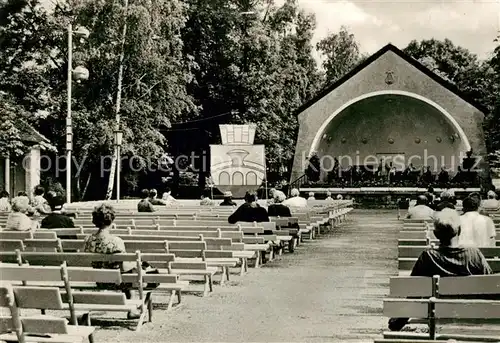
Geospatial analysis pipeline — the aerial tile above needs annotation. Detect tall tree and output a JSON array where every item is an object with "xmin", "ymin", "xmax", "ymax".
[
  {"xmin": 316, "ymin": 26, "xmax": 361, "ymax": 84},
  {"xmin": 181, "ymin": 0, "xmax": 322, "ymax": 187},
  {"xmin": 0, "ymin": 0, "xmax": 197, "ymax": 199}
]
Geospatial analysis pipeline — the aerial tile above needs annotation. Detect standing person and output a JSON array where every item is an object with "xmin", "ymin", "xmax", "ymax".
[
  {"xmin": 283, "ymin": 188, "xmax": 307, "ymax": 207},
  {"xmin": 220, "ymin": 191, "xmax": 237, "ymax": 206},
  {"xmin": 459, "ymin": 196, "xmax": 496, "ymax": 247},
  {"xmin": 31, "ymin": 185, "xmax": 51, "ymax": 215},
  {"xmin": 406, "ymin": 195, "xmax": 434, "ymax": 220},
  {"xmin": 0, "ymin": 190, "xmax": 11, "ymax": 212},
  {"xmin": 5, "ymin": 196, "xmax": 35, "ymax": 231},
  {"xmin": 389, "ymin": 208, "xmax": 492, "ymax": 331},
  {"xmin": 138, "ymin": 189, "xmax": 155, "ymax": 212},
  {"xmin": 228, "ymin": 191, "xmax": 269, "ymax": 224},
  {"xmin": 148, "ymin": 189, "xmax": 166, "ymax": 205}
]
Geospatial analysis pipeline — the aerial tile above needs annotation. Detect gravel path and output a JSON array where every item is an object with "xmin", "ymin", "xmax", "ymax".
[{"xmin": 93, "ymin": 210, "xmax": 400, "ymax": 342}]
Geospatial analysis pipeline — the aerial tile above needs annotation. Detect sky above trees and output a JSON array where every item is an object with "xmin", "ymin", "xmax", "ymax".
[{"xmin": 285, "ymin": 0, "xmax": 499, "ymax": 60}]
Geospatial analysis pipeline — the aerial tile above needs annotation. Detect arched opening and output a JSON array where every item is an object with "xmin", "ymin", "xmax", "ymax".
[
  {"xmin": 219, "ymin": 171, "xmax": 230, "ymax": 185},
  {"xmin": 309, "ymin": 92, "xmax": 470, "ymax": 181},
  {"xmin": 246, "ymin": 171, "xmax": 257, "ymax": 185},
  {"xmin": 232, "ymin": 171, "xmax": 244, "ymax": 185}
]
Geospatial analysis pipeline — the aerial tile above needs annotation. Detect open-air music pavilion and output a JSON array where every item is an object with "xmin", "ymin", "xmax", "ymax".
[{"xmin": 290, "ymin": 44, "xmax": 489, "ymax": 192}]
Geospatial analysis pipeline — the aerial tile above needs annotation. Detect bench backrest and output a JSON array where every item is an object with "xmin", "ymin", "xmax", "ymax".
[
  {"xmin": 386, "ymin": 275, "xmax": 500, "ymax": 321},
  {"xmin": 0, "ymin": 231, "xmax": 57, "ymax": 240}
]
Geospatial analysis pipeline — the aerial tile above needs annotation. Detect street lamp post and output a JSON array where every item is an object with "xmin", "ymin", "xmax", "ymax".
[
  {"xmin": 66, "ymin": 24, "xmax": 90, "ymax": 204},
  {"xmin": 114, "ymin": 129, "xmax": 123, "ymax": 202}
]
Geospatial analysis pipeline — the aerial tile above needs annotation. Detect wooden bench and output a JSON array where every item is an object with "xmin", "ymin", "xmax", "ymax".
[
  {"xmin": 379, "ymin": 274, "xmax": 500, "ymax": 342},
  {"xmin": 0, "ymin": 262, "xmax": 150, "ymax": 331},
  {"xmin": 0, "ymin": 285, "xmax": 96, "ymax": 343},
  {"xmin": 0, "ymin": 251, "xmax": 186, "ymax": 313}
]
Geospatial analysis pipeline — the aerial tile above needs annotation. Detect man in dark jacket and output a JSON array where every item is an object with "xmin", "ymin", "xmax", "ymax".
[
  {"xmin": 228, "ymin": 191, "xmax": 269, "ymax": 224},
  {"xmin": 138, "ymin": 189, "xmax": 155, "ymax": 212},
  {"xmin": 41, "ymin": 192, "xmax": 76, "ymax": 239},
  {"xmin": 268, "ymin": 191, "xmax": 291, "ymax": 217},
  {"xmin": 388, "ymin": 208, "xmax": 491, "ymax": 331}
]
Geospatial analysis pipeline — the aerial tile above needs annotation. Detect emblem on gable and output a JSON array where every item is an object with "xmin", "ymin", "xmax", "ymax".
[
  {"xmin": 385, "ymin": 71, "xmax": 395, "ymax": 85},
  {"xmin": 210, "ymin": 124, "xmax": 266, "ymax": 198}
]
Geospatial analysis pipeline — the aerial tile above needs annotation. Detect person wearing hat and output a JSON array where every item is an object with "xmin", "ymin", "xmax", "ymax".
[
  {"xmin": 41, "ymin": 192, "xmax": 75, "ymax": 229},
  {"xmin": 220, "ymin": 191, "xmax": 237, "ymax": 206},
  {"xmin": 268, "ymin": 191, "xmax": 291, "ymax": 217},
  {"xmin": 388, "ymin": 208, "xmax": 492, "ymax": 332},
  {"xmin": 482, "ymin": 190, "xmax": 499, "ymax": 211}
]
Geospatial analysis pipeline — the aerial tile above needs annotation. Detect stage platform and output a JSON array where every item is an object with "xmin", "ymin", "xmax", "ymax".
[{"xmin": 300, "ymin": 187, "xmax": 481, "ymax": 194}]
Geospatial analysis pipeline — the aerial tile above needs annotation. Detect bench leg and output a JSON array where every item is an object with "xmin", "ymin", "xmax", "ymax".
[
  {"xmin": 244, "ymin": 258, "xmax": 248, "ymax": 272},
  {"xmin": 254, "ymin": 253, "xmax": 260, "ymax": 268},
  {"xmin": 220, "ymin": 267, "xmax": 226, "ymax": 286},
  {"xmin": 135, "ymin": 310, "xmax": 147, "ymax": 332},
  {"xmin": 177, "ymin": 290, "xmax": 182, "ymax": 305},
  {"xmin": 225, "ymin": 266, "xmax": 230, "ymax": 282},
  {"xmin": 288, "ymin": 239, "xmax": 295, "ymax": 253},
  {"xmin": 167, "ymin": 290, "xmax": 176, "ymax": 311},
  {"xmin": 147, "ymin": 292, "xmax": 153, "ymax": 322},
  {"xmin": 135, "ymin": 292, "xmax": 151, "ymax": 331}
]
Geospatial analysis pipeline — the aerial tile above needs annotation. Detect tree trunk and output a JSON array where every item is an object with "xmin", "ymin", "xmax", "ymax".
[
  {"xmin": 81, "ymin": 172, "xmax": 92, "ymax": 201},
  {"xmin": 105, "ymin": 0, "xmax": 129, "ymax": 200}
]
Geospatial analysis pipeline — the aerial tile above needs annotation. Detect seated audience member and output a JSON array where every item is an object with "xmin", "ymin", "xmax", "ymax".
[
  {"xmin": 5, "ymin": 196, "xmax": 36, "ymax": 231},
  {"xmin": 200, "ymin": 191, "xmax": 214, "ymax": 206},
  {"xmin": 268, "ymin": 191, "xmax": 292, "ymax": 217},
  {"xmin": 283, "ymin": 188, "xmax": 307, "ymax": 207},
  {"xmin": 459, "ymin": 196, "xmax": 496, "ymax": 247},
  {"xmin": 427, "ymin": 187, "xmax": 435, "ymax": 203},
  {"xmin": 41, "ymin": 193, "xmax": 75, "ymax": 229},
  {"xmin": 406, "ymin": 195, "xmax": 434, "ymax": 220},
  {"xmin": 138, "ymin": 189, "xmax": 155, "ymax": 212},
  {"xmin": 220, "ymin": 191, "xmax": 237, "ymax": 206},
  {"xmin": 435, "ymin": 190, "xmax": 455, "ymax": 211},
  {"xmin": 325, "ymin": 191, "xmax": 333, "ymax": 202},
  {"xmin": 389, "ymin": 208, "xmax": 492, "ymax": 332},
  {"xmin": 307, "ymin": 192, "xmax": 315, "ymax": 201},
  {"xmin": 83, "ymin": 203, "xmax": 141, "ymax": 319},
  {"xmin": 0, "ymin": 190, "xmax": 11, "ymax": 212},
  {"xmin": 17, "ymin": 191, "xmax": 28, "ymax": 197},
  {"xmin": 31, "ymin": 185, "xmax": 51, "ymax": 215},
  {"xmin": 267, "ymin": 188, "xmax": 277, "ymax": 205},
  {"xmin": 228, "ymin": 191, "xmax": 269, "ymax": 224},
  {"xmin": 148, "ymin": 189, "xmax": 166, "ymax": 205},
  {"xmin": 482, "ymin": 190, "xmax": 499, "ymax": 210},
  {"xmin": 336, "ymin": 194, "xmax": 343, "ymax": 200},
  {"xmin": 162, "ymin": 187, "xmax": 177, "ymax": 205}
]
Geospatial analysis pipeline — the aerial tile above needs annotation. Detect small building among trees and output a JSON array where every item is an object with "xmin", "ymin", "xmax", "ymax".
[{"xmin": 0, "ymin": 120, "xmax": 55, "ymax": 196}]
